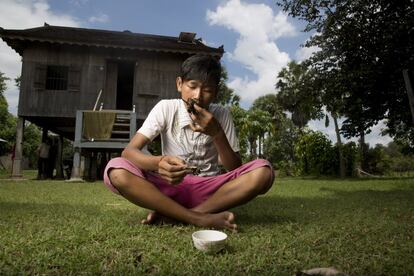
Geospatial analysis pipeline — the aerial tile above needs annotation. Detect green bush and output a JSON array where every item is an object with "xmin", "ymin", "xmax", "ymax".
[
  {"xmin": 391, "ymin": 155, "xmax": 414, "ymax": 174},
  {"xmin": 275, "ymin": 160, "xmax": 299, "ymax": 177},
  {"xmin": 295, "ymin": 130, "xmax": 336, "ymax": 176}
]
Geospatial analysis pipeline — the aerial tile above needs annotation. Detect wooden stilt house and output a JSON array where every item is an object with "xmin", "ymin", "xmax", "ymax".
[{"xmin": 0, "ymin": 24, "xmax": 223, "ymax": 179}]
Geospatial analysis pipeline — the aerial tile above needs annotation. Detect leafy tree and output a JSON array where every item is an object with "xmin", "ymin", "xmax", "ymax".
[
  {"xmin": 15, "ymin": 76, "xmax": 21, "ymax": 88},
  {"xmin": 314, "ymin": 67, "xmax": 348, "ymax": 177},
  {"xmin": 240, "ymin": 111, "xmax": 258, "ymax": 159},
  {"xmin": 0, "ymin": 72, "xmax": 15, "ymax": 155},
  {"xmin": 263, "ymin": 116, "xmax": 300, "ymax": 176},
  {"xmin": 0, "ymin": 72, "xmax": 9, "ymax": 124},
  {"xmin": 0, "ymin": 72, "xmax": 41, "ymax": 168},
  {"xmin": 250, "ymin": 108, "xmax": 274, "ymax": 157},
  {"xmin": 251, "ymin": 94, "xmax": 301, "ymax": 174},
  {"xmin": 383, "ymin": 141, "xmax": 414, "ymax": 175},
  {"xmin": 365, "ymin": 144, "xmax": 392, "ymax": 175},
  {"xmin": 230, "ymin": 105, "xmax": 249, "ymax": 161},
  {"xmin": 275, "ymin": 61, "xmax": 348, "ymax": 177},
  {"xmin": 232, "ymin": 106, "xmax": 273, "ymax": 160},
  {"xmin": 337, "ymin": 141, "xmax": 359, "ymax": 177},
  {"xmin": 251, "ymin": 94, "xmax": 280, "ymax": 117},
  {"xmin": 277, "ymin": 0, "xmax": 414, "ymax": 151},
  {"xmin": 23, "ymin": 122, "xmax": 41, "ymax": 167},
  {"xmin": 385, "ymin": 125, "xmax": 414, "ymax": 155},
  {"xmin": 276, "ymin": 61, "xmax": 323, "ymax": 129},
  {"xmin": 251, "ymin": 94, "xmax": 286, "ymax": 133}
]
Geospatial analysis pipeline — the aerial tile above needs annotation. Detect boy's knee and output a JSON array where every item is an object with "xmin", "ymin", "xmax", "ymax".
[
  {"xmin": 109, "ymin": 168, "xmax": 132, "ymax": 190},
  {"xmin": 255, "ymin": 166, "xmax": 274, "ymax": 194},
  {"xmin": 261, "ymin": 167, "xmax": 274, "ymax": 194}
]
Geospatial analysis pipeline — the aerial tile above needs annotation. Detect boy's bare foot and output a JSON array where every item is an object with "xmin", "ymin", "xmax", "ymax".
[
  {"xmin": 141, "ymin": 211, "xmax": 177, "ymax": 225},
  {"xmin": 142, "ymin": 211, "xmax": 237, "ymax": 231},
  {"xmin": 201, "ymin": 211, "xmax": 237, "ymax": 231},
  {"xmin": 141, "ymin": 211, "xmax": 157, "ymax": 224}
]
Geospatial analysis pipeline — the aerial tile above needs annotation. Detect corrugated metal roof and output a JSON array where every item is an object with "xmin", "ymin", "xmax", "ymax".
[{"xmin": 0, "ymin": 24, "xmax": 224, "ymax": 56}]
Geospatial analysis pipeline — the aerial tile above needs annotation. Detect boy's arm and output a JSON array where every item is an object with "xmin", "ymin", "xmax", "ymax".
[
  {"xmin": 122, "ymin": 132, "xmax": 187, "ymax": 184},
  {"xmin": 213, "ymin": 129, "xmax": 242, "ymax": 171},
  {"xmin": 122, "ymin": 133, "xmax": 163, "ymax": 171}
]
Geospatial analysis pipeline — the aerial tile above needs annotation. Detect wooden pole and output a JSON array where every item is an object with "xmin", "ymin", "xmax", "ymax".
[
  {"xmin": 70, "ymin": 147, "xmax": 82, "ymax": 181},
  {"xmin": 69, "ymin": 110, "xmax": 83, "ymax": 181},
  {"xmin": 55, "ymin": 135, "xmax": 64, "ymax": 179},
  {"xmin": 403, "ymin": 69, "xmax": 414, "ymax": 124},
  {"xmin": 93, "ymin": 89, "xmax": 103, "ymax": 111},
  {"xmin": 11, "ymin": 117, "xmax": 24, "ymax": 178}
]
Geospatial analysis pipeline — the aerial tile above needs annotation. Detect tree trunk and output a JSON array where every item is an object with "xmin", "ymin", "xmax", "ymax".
[
  {"xmin": 402, "ymin": 69, "xmax": 414, "ymax": 124},
  {"xmin": 332, "ymin": 113, "xmax": 346, "ymax": 178},
  {"xmin": 358, "ymin": 130, "xmax": 368, "ymax": 173},
  {"xmin": 258, "ymin": 136, "xmax": 262, "ymax": 158},
  {"xmin": 253, "ymin": 139, "xmax": 257, "ymax": 158},
  {"xmin": 249, "ymin": 138, "xmax": 256, "ymax": 159}
]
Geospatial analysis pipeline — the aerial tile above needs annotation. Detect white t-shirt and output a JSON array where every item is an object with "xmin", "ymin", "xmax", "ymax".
[{"xmin": 138, "ymin": 99, "xmax": 240, "ymax": 176}]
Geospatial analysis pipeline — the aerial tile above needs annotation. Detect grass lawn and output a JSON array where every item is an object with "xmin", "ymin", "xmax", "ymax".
[{"xmin": 0, "ymin": 171, "xmax": 413, "ymax": 275}]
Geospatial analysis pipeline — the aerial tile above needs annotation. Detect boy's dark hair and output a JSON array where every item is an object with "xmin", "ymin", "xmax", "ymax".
[{"xmin": 180, "ymin": 54, "xmax": 222, "ymax": 86}]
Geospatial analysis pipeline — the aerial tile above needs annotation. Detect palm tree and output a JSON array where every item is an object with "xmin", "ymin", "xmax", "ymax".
[
  {"xmin": 240, "ymin": 108, "xmax": 274, "ymax": 159},
  {"xmin": 276, "ymin": 61, "xmax": 323, "ymax": 130}
]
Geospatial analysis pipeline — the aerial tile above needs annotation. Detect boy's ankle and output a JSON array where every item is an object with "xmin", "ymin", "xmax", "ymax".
[
  {"xmin": 191, "ymin": 206, "xmax": 208, "ymax": 214},
  {"xmin": 186, "ymin": 210, "xmax": 206, "ymax": 227}
]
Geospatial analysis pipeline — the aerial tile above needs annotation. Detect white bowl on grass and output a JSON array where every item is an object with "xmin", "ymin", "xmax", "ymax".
[{"xmin": 192, "ymin": 230, "xmax": 228, "ymax": 253}]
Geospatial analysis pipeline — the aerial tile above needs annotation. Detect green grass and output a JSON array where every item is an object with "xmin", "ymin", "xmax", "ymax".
[{"xmin": 0, "ymin": 172, "xmax": 413, "ymax": 275}]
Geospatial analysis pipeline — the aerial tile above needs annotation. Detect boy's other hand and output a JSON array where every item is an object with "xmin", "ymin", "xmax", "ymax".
[
  {"xmin": 189, "ymin": 103, "xmax": 222, "ymax": 138},
  {"xmin": 158, "ymin": 156, "xmax": 187, "ymax": 185}
]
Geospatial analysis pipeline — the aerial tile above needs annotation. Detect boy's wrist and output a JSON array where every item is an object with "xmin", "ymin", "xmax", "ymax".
[
  {"xmin": 213, "ymin": 129, "xmax": 225, "ymax": 141},
  {"xmin": 158, "ymin": 155, "xmax": 166, "ymax": 164},
  {"xmin": 156, "ymin": 155, "xmax": 166, "ymax": 171}
]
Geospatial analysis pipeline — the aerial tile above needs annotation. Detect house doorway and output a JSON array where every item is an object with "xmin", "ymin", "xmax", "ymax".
[{"xmin": 116, "ymin": 61, "xmax": 134, "ymax": 110}]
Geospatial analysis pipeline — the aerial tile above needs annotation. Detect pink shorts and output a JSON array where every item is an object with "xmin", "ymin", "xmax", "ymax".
[{"xmin": 103, "ymin": 157, "xmax": 274, "ymax": 209}]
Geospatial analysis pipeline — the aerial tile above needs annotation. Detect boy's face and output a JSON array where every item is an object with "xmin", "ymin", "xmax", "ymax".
[{"xmin": 176, "ymin": 77, "xmax": 217, "ymax": 110}]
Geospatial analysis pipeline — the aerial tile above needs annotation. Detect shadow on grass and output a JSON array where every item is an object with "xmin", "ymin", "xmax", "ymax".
[
  {"xmin": 279, "ymin": 175, "xmax": 414, "ymax": 182},
  {"xmin": 0, "ymin": 201, "xmax": 104, "ymax": 217},
  {"xmin": 235, "ymin": 185, "xmax": 414, "ymax": 226},
  {"xmin": 1, "ymin": 184, "xmax": 413, "ymax": 230},
  {"xmin": 0, "ymin": 200, "xmax": 145, "ymax": 234}
]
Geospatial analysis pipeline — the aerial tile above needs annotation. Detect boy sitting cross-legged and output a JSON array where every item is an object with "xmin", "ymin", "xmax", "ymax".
[{"xmin": 103, "ymin": 54, "xmax": 274, "ymax": 231}]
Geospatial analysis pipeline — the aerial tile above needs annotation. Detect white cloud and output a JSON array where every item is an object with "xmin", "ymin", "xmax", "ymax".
[
  {"xmin": 70, "ymin": 0, "xmax": 89, "ymax": 7},
  {"xmin": 201, "ymin": 38, "xmax": 219, "ymax": 48},
  {"xmin": 295, "ymin": 45, "xmax": 320, "ymax": 61},
  {"xmin": 293, "ymin": 34, "xmax": 321, "ymax": 62},
  {"xmin": 88, "ymin": 13, "xmax": 109, "ymax": 23},
  {"xmin": 363, "ymin": 120, "xmax": 393, "ymax": 146},
  {"xmin": 0, "ymin": 0, "xmax": 80, "ymax": 115},
  {"xmin": 207, "ymin": 0, "xmax": 295, "ymax": 106}
]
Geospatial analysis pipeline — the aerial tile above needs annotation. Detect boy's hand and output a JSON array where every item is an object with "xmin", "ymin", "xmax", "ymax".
[
  {"xmin": 189, "ymin": 103, "xmax": 222, "ymax": 138},
  {"xmin": 158, "ymin": 156, "xmax": 188, "ymax": 185}
]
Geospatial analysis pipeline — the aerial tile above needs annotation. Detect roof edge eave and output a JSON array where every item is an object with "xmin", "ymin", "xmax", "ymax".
[{"xmin": 0, "ymin": 36, "xmax": 223, "ymax": 57}]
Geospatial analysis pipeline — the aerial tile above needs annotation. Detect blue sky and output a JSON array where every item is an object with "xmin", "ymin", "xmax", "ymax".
[{"xmin": 0, "ymin": 0, "xmax": 391, "ymax": 145}]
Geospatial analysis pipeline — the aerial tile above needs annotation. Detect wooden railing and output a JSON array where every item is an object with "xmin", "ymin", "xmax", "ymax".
[
  {"xmin": 73, "ymin": 110, "xmax": 136, "ymax": 149},
  {"xmin": 70, "ymin": 110, "xmax": 137, "ymax": 180}
]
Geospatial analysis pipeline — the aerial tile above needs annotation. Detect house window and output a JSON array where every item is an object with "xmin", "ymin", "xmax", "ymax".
[{"xmin": 46, "ymin": 66, "xmax": 68, "ymax": 90}]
